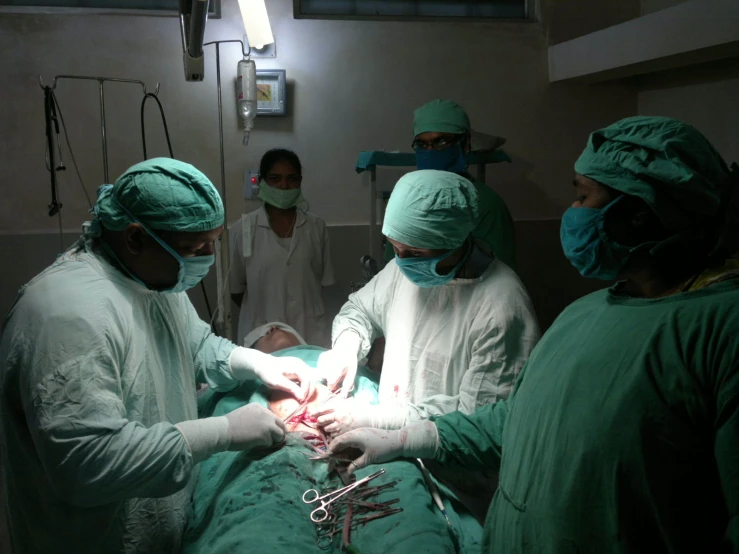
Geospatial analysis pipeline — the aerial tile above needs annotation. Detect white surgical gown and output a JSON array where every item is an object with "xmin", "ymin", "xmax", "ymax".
[
  {"xmin": 230, "ymin": 207, "xmax": 335, "ymax": 348},
  {"xmin": 334, "ymin": 249, "xmax": 540, "ymax": 521},
  {"xmin": 333, "ymin": 250, "xmax": 540, "ymax": 421},
  {"xmin": 0, "ymin": 239, "xmax": 240, "ymax": 554}
]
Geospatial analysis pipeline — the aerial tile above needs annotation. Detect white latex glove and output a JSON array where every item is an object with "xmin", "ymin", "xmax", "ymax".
[
  {"xmin": 317, "ymin": 332, "xmax": 362, "ymax": 397},
  {"xmin": 326, "ymin": 420, "xmax": 439, "ymax": 475},
  {"xmin": 175, "ymin": 404, "xmax": 286, "ymax": 464},
  {"xmin": 229, "ymin": 347, "xmax": 311, "ymax": 401},
  {"xmin": 225, "ymin": 403, "xmax": 286, "ymax": 451},
  {"xmin": 313, "ymin": 399, "xmax": 408, "ymax": 436},
  {"xmin": 312, "ymin": 398, "xmax": 371, "ymax": 436}
]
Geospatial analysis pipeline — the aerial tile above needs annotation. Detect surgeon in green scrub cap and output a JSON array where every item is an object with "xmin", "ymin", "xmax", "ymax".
[
  {"xmin": 0, "ymin": 158, "xmax": 312, "ymax": 554},
  {"xmin": 329, "ymin": 116, "xmax": 739, "ymax": 553},
  {"xmin": 407, "ymin": 99, "xmax": 516, "ymax": 269}
]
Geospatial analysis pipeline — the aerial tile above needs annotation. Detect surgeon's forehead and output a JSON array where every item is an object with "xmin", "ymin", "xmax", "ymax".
[{"xmin": 167, "ymin": 227, "xmax": 223, "ymax": 244}]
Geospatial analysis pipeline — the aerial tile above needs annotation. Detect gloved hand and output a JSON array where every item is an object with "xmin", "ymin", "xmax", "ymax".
[
  {"xmin": 317, "ymin": 332, "xmax": 362, "ymax": 397},
  {"xmin": 326, "ymin": 420, "xmax": 439, "ymax": 475},
  {"xmin": 225, "ymin": 403, "xmax": 286, "ymax": 451},
  {"xmin": 175, "ymin": 404, "xmax": 287, "ymax": 465},
  {"xmin": 313, "ymin": 399, "xmax": 409, "ymax": 436},
  {"xmin": 229, "ymin": 346, "xmax": 311, "ymax": 401},
  {"xmin": 312, "ymin": 398, "xmax": 371, "ymax": 436}
]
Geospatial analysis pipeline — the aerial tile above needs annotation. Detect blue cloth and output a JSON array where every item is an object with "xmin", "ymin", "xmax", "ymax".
[
  {"xmin": 356, "ymin": 150, "xmax": 511, "ymax": 174},
  {"xmin": 560, "ymin": 197, "xmax": 636, "ymax": 280},
  {"xmin": 396, "ymin": 247, "xmax": 470, "ymax": 288},
  {"xmin": 415, "ymin": 142, "xmax": 468, "ymax": 173}
]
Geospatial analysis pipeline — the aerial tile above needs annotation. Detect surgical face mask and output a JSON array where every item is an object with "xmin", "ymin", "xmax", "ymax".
[
  {"xmin": 395, "ymin": 247, "xmax": 468, "ymax": 288},
  {"xmin": 258, "ymin": 180, "xmax": 304, "ymax": 209},
  {"xmin": 415, "ymin": 142, "xmax": 468, "ymax": 173},
  {"xmin": 103, "ymin": 215, "xmax": 215, "ymax": 293},
  {"xmin": 560, "ymin": 197, "xmax": 637, "ymax": 280},
  {"xmin": 148, "ymin": 231, "xmax": 215, "ymax": 293}
]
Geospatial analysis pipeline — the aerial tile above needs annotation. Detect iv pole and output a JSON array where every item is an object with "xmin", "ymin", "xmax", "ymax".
[
  {"xmin": 38, "ymin": 75, "xmax": 161, "ymax": 183},
  {"xmin": 201, "ymin": 39, "xmax": 251, "ymax": 341}
]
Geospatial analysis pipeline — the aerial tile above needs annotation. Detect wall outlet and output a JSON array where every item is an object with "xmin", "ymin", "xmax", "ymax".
[{"xmin": 244, "ymin": 169, "xmax": 260, "ymax": 199}]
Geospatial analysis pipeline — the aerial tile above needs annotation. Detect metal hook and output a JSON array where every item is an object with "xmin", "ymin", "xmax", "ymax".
[
  {"xmin": 37, "ymin": 74, "xmax": 161, "ymax": 96},
  {"xmin": 38, "ymin": 73, "xmax": 162, "ymax": 183},
  {"xmin": 203, "ymin": 39, "xmax": 251, "ymax": 58}
]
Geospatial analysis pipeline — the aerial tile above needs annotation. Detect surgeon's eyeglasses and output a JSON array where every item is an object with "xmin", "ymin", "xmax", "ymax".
[{"xmin": 411, "ymin": 135, "xmax": 464, "ymax": 151}]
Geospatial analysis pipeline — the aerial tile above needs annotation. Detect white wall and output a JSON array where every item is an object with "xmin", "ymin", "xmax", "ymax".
[
  {"xmin": 641, "ymin": 0, "xmax": 692, "ymax": 15},
  {"xmin": 634, "ymin": 2, "xmax": 738, "ymax": 165},
  {"xmin": 0, "ymin": 0, "xmax": 638, "ymax": 332},
  {"xmin": 638, "ymin": 78, "xmax": 739, "ymax": 160},
  {"xmin": 0, "ymin": 0, "xmax": 635, "ymax": 235},
  {"xmin": 607, "ymin": 0, "xmax": 739, "ymax": 166},
  {"xmin": 543, "ymin": 0, "xmax": 640, "ymax": 44}
]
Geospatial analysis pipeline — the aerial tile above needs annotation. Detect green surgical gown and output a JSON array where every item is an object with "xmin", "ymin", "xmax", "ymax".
[
  {"xmin": 469, "ymin": 177, "xmax": 516, "ymax": 269},
  {"xmin": 0, "ymin": 239, "xmax": 238, "ymax": 554},
  {"xmin": 434, "ymin": 279, "xmax": 739, "ymax": 553}
]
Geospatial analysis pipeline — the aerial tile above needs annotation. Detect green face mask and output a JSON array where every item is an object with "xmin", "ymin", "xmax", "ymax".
[{"xmin": 258, "ymin": 180, "xmax": 305, "ymax": 209}]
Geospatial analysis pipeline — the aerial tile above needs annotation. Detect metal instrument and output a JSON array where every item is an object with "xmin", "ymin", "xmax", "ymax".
[{"xmin": 302, "ymin": 469, "xmax": 385, "ymax": 523}]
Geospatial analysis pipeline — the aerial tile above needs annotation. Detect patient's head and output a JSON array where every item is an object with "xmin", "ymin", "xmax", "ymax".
[{"xmin": 254, "ymin": 326, "xmax": 302, "ymax": 354}]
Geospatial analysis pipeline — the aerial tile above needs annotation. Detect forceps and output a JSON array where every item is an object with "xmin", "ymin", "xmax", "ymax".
[{"xmin": 302, "ymin": 469, "xmax": 385, "ymax": 523}]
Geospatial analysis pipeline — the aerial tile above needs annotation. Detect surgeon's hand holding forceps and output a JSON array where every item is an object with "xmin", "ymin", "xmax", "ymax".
[{"xmin": 303, "ymin": 469, "xmax": 385, "ymax": 522}]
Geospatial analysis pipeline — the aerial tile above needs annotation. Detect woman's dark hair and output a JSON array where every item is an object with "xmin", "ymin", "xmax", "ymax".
[{"xmin": 259, "ymin": 149, "xmax": 302, "ymax": 180}]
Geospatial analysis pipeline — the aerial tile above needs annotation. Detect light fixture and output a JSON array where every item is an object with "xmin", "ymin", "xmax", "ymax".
[{"xmin": 237, "ymin": 0, "xmax": 274, "ymax": 51}]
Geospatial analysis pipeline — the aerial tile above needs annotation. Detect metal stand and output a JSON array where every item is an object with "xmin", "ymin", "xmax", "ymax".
[
  {"xmin": 202, "ymin": 39, "xmax": 251, "ymax": 341},
  {"xmin": 38, "ymin": 75, "xmax": 160, "ymax": 183}
]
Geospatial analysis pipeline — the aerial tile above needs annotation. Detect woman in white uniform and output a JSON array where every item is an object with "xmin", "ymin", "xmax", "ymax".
[{"xmin": 230, "ymin": 149, "xmax": 334, "ymax": 347}]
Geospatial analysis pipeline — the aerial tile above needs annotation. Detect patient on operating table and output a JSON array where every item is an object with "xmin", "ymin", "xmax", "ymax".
[
  {"xmin": 253, "ymin": 324, "xmax": 304, "ymax": 354},
  {"xmin": 184, "ymin": 323, "xmax": 482, "ymax": 554}
]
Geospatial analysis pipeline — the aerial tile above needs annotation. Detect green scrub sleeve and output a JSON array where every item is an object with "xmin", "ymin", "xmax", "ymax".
[
  {"xmin": 472, "ymin": 179, "xmax": 516, "ymax": 270},
  {"xmin": 715, "ymin": 362, "xmax": 739, "ymax": 547},
  {"xmin": 432, "ymin": 399, "xmax": 508, "ymax": 472}
]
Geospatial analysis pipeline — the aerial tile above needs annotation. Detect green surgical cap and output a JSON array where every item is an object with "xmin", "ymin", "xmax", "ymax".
[
  {"xmin": 575, "ymin": 116, "xmax": 733, "ymax": 232},
  {"xmin": 383, "ymin": 170, "xmax": 479, "ymax": 250},
  {"xmin": 413, "ymin": 99, "xmax": 471, "ymax": 137},
  {"xmin": 95, "ymin": 158, "xmax": 224, "ymax": 232}
]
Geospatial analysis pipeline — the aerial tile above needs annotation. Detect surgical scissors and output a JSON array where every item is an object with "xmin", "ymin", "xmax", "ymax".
[{"xmin": 303, "ymin": 469, "xmax": 385, "ymax": 523}]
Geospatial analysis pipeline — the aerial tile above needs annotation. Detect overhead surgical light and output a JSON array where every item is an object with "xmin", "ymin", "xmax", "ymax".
[
  {"xmin": 237, "ymin": 0, "xmax": 274, "ymax": 50},
  {"xmin": 179, "ymin": 0, "xmax": 209, "ymax": 81},
  {"xmin": 179, "ymin": 0, "xmax": 274, "ymax": 81}
]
